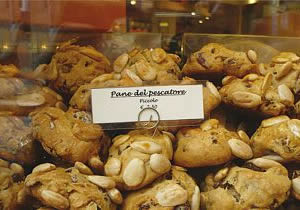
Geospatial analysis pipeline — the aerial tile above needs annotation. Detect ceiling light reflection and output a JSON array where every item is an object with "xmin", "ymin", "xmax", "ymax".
[
  {"xmin": 41, "ymin": 44, "xmax": 47, "ymax": 50},
  {"xmin": 130, "ymin": 0, "xmax": 136, "ymax": 6}
]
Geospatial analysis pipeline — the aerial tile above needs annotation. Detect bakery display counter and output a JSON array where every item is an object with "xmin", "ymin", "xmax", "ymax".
[{"xmin": 0, "ymin": 33, "xmax": 300, "ymax": 209}]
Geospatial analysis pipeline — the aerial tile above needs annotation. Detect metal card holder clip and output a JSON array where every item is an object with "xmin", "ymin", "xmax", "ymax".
[{"xmin": 137, "ymin": 107, "xmax": 160, "ymax": 137}]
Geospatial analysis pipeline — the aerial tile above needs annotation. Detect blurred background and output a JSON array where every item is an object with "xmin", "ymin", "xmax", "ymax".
[{"xmin": 1, "ymin": 0, "xmax": 300, "ymax": 69}]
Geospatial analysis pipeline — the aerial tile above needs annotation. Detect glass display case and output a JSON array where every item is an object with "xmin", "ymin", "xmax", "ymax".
[{"xmin": 1, "ymin": 0, "xmax": 300, "ymax": 210}]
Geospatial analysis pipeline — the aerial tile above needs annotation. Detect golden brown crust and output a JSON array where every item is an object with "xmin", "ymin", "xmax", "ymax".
[
  {"xmin": 122, "ymin": 166, "xmax": 199, "ymax": 210},
  {"xmin": 251, "ymin": 116, "xmax": 300, "ymax": 162},
  {"xmin": 70, "ymin": 47, "xmax": 182, "ymax": 111},
  {"xmin": 116, "ymin": 48, "xmax": 181, "ymax": 84},
  {"xmin": 104, "ymin": 130, "xmax": 173, "ymax": 191},
  {"xmin": 201, "ymin": 161, "xmax": 291, "ymax": 210},
  {"xmin": 154, "ymin": 78, "xmax": 221, "ymax": 133},
  {"xmin": 182, "ymin": 43, "xmax": 258, "ymax": 78},
  {"xmin": 70, "ymin": 76, "xmax": 221, "ymax": 124},
  {"xmin": 203, "ymin": 81, "xmax": 222, "ymax": 116},
  {"xmin": 25, "ymin": 165, "xmax": 116, "ymax": 210},
  {"xmin": 69, "ymin": 73, "xmax": 123, "ymax": 111},
  {"xmin": 258, "ymin": 52, "xmax": 300, "ymax": 95},
  {"xmin": 220, "ymin": 74, "xmax": 294, "ymax": 116},
  {"xmin": 0, "ymin": 64, "xmax": 20, "ymax": 78},
  {"xmin": 30, "ymin": 107, "xmax": 107, "ymax": 170},
  {"xmin": 0, "ymin": 159, "xmax": 25, "ymax": 210},
  {"xmin": 174, "ymin": 119, "xmax": 239, "ymax": 167},
  {"xmin": 34, "ymin": 41, "xmax": 112, "ymax": 96}
]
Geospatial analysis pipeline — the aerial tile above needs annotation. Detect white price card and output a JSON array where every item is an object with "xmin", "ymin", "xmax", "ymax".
[{"xmin": 91, "ymin": 85, "xmax": 204, "ymax": 124}]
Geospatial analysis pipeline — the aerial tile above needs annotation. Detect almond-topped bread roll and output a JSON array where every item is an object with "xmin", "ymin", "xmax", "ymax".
[
  {"xmin": 122, "ymin": 166, "xmax": 200, "ymax": 210},
  {"xmin": 258, "ymin": 52, "xmax": 300, "ymax": 95},
  {"xmin": 182, "ymin": 43, "xmax": 258, "ymax": 78},
  {"xmin": 113, "ymin": 48, "xmax": 181, "ymax": 85},
  {"xmin": 70, "ymin": 75, "xmax": 221, "ymax": 123},
  {"xmin": 0, "ymin": 158, "xmax": 26, "ymax": 210},
  {"xmin": 0, "ymin": 64, "xmax": 20, "ymax": 78},
  {"xmin": 104, "ymin": 129, "xmax": 173, "ymax": 190},
  {"xmin": 25, "ymin": 162, "xmax": 119, "ymax": 210},
  {"xmin": 30, "ymin": 107, "xmax": 109, "ymax": 171},
  {"xmin": 69, "ymin": 46, "xmax": 184, "ymax": 110},
  {"xmin": 31, "ymin": 39, "xmax": 112, "ymax": 97},
  {"xmin": 0, "ymin": 65, "xmax": 66, "ymax": 116},
  {"xmin": 251, "ymin": 115, "xmax": 300, "ymax": 163},
  {"xmin": 174, "ymin": 119, "xmax": 253, "ymax": 168},
  {"xmin": 220, "ymin": 73, "xmax": 294, "ymax": 117},
  {"xmin": 0, "ymin": 85, "xmax": 66, "ymax": 116},
  {"xmin": 201, "ymin": 158, "xmax": 291, "ymax": 210}
]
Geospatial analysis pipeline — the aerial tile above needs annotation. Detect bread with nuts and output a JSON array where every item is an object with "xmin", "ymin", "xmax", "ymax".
[
  {"xmin": 25, "ymin": 162, "xmax": 119, "ymax": 210},
  {"xmin": 201, "ymin": 158, "xmax": 291, "ymax": 210},
  {"xmin": 71, "ymin": 47, "xmax": 182, "ymax": 106},
  {"xmin": 182, "ymin": 43, "xmax": 258, "ymax": 78},
  {"xmin": 0, "ymin": 158, "xmax": 26, "ymax": 210},
  {"xmin": 180, "ymin": 77, "xmax": 222, "ymax": 116},
  {"xmin": 0, "ymin": 63, "xmax": 45, "ymax": 99},
  {"xmin": 0, "ymin": 85, "xmax": 66, "ymax": 116},
  {"xmin": 251, "ymin": 115, "xmax": 300, "ymax": 162},
  {"xmin": 69, "ymin": 69, "xmax": 177, "ymax": 112},
  {"xmin": 31, "ymin": 39, "xmax": 112, "ymax": 97},
  {"xmin": 30, "ymin": 107, "xmax": 108, "ymax": 171},
  {"xmin": 174, "ymin": 119, "xmax": 253, "ymax": 168},
  {"xmin": 258, "ymin": 52, "xmax": 300, "ymax": 95},
  {"xmin": 70, "ymin": 76, "xmax": 221, "ymax": 125},
  {"xmin": 113, "ymin": 48, "xmax": 181, "ymax": 85},
  {"xmin": 0, "ymin": 63, "xmax": 46, "ymax": 81},
  {"xmin": 220, "ymin": 73, "xmax": 295, "ymax": 117},
  {"xmin": 0, "ymin": 116, "xmax": 40, "ymax": 165},
  {"xmin": 69, "ymin": 73, "xmax": 132, "ymax": 111},
  {"xmin": 203, "ymin": 80, "xmax": 222, "ymax": 117},
  {"xmin": 156, "ymin": 78, "xmax": 222, "ymax": 133},
  {"xmin": 0, "ymin": 64, "xmax": 21, "ymax": 78},
  {"xmin": 122, "ymin": 165, "xmax": 200, "ymax": 210},
  {"xmin": 104, "ymin": 129, "xmax": 173, "ymax": 190},
  {"xmin": 289, "ymin": 169, "xmax": 300, "ymax": 201}
]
